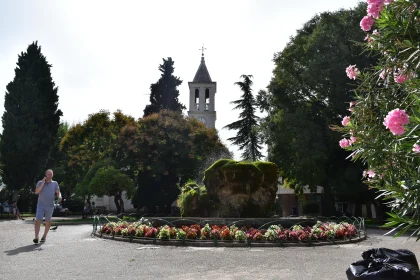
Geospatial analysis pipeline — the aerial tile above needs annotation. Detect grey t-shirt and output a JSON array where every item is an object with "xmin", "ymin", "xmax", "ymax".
[{"xmin": 36, "ymin": 181, "xmax": 59, "ymax": 207}]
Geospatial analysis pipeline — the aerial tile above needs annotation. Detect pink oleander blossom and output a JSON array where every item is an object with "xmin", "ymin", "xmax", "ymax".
[
  {"xmin": 339, "ymin": 138, "xmax": 351, "ymax": 148},
  {"xmin": 367, "ymin": 170, "xmax": 376, "ymax": 178},
  {"xmin": 394, "ymin": 69, "xmax": 410, "ymax": 84},
  {"xmin": 367, "ymin": 2, "xmax": 384, "ymax": 19},
  {"xmin": 346, "ymin": 65, "xmax": 359, "ymax": 80},
  {"xmin": 342, "ymin": 116, "xmax": 350, "ymax": 126},
  {"xmin": 363, "ymin": 169, "xmax": 376, "ymax": 178},
  {"xmin": 350, "ymin": 136, "xmax": 357, "ymax": 144},
  {"xmin": 384, "ymin": 0, "xmax": 393, "ymax": 4},
  {"xmin": 360, "ymin": 16, "xmax": 375, "ymax": 31},
  {"xmin": 413, "ymin": 144, "xmax": 420, "ymax": 153},
  {"xmin": 383, "ymin": 109, "xmax": 410, "ymax": 136}
]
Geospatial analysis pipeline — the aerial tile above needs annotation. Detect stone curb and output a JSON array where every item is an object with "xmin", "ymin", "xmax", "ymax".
[{"xmin": 93, "ymin": 231, "xmax": 367, "ymax": 247}]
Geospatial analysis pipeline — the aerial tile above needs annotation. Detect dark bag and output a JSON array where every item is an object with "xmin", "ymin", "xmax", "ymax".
[{"xmin": 346, "ymin": 248, "xmax": 420, "ymax": 280}]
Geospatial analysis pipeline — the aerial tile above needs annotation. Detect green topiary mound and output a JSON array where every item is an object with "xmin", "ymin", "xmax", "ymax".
[
  {"xmin": 177, "ymin": 181, "xmax": 210, "ymax": 217},
  {"xmin": 178, "ymin": 159, "xmax": 279, "ymax": 218}
]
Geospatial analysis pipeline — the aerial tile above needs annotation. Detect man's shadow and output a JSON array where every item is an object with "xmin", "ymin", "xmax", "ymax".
[{"xmin": 4, "ymin": 244, "xmax": 44, "ymax": 256}]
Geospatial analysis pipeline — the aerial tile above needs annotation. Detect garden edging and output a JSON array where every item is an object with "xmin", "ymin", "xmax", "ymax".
[{"xmin": 93, "ymin": 230, "xmax": 367, "ymax": 247}]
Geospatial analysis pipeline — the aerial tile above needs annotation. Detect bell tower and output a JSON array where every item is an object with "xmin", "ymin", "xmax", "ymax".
[{"xmin": 187, "ymin": 47, "xmax": 216, "ymax": 129}]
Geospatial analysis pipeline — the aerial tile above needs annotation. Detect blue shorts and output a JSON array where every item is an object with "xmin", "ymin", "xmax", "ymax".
[{"xmin": 36, "ymin": 205, "xmax": 54, "ymax": 221}]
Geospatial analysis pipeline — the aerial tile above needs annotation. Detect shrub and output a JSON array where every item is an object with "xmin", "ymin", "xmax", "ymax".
[{"xmin": 177, "ymin": 180, "xmax": 210, "ymax": 217}]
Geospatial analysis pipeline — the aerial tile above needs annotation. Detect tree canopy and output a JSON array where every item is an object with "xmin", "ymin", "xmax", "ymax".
[
  {"xmin": 143, "ymin": 57, "xmax": 185, "ymax": 117},
  {"xmin": 60, "ymin": 110, "xmax": 135, "ymax": 196},
  {"xmin": 0, "ymin": 41, "xmax": 62, "ymax": 197},
  {"xmin": 260, "ymin": 3, "xmax": 378, "ymax": 215},
  {"xmin": 118, "ymin": 110, "xmax": 231, "ymax": 213},
  {"xmin": 88, "ymin": 165, "xmax": 135, "ymax": 213}
]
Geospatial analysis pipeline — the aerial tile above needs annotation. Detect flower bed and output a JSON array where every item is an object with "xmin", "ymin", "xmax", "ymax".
[{"xmin": 98, "ymin": 219, "xmax": 361, "ymax": 245}]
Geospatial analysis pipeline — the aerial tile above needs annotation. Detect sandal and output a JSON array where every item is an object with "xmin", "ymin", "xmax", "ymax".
[
  {"xmin": 40, "ymin": 238, "xmax": 46, "ymax": 243},
  {"xmin": 33, "ymin": 237, "xmax": 39, "ymax": 244}
]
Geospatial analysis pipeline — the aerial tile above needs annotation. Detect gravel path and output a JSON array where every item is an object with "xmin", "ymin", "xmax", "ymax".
[{"xmin": 0, "ymin": 220, "xmax": 419, "ymax": 280}]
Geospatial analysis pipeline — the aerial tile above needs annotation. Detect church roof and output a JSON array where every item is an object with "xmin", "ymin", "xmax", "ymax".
[{"xmin": 193, "ymin": 56, "xmax": 212, "ymax": 83}]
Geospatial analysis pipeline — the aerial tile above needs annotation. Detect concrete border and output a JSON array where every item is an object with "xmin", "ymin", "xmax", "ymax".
[{"xmin": 93, "ymin": 231, "xmax": 367, "ymax": 247}]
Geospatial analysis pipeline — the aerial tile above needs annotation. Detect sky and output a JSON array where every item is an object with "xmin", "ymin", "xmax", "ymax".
[{"xmin": 0, "ymin": 0, "xmax": 362, "ymax": 160}]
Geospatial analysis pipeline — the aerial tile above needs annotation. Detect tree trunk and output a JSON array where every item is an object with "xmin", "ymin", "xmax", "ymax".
[
  {"xmin": 321, "ymin": 186, "xmax": 335, "ymax": 216},
  {"xmin": 114, "ymin": 196, "xmax": 121, "ymax": 214},
  {"xmin": 12, "ymin": 190, "xmax": 20, "ymax": 203},
  {"xmin": 354, "ymin": 203, "xmax": 362, "ymax": 217},
  {"xmin": 366, "ymin": 203, "xmax": 372, "ymax": 218},
  {"xmin": 118, "ymin": 191, "xmax": 125, "ymax": 213},
  {"xmin": 375, "ymin": 200, "xmax": 388, "ymax": 222}
]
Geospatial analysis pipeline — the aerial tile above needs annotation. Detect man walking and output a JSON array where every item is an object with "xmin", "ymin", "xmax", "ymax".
[{"xmin": 34, "ymin": 169, "xmax": 61, "ymax": 243}]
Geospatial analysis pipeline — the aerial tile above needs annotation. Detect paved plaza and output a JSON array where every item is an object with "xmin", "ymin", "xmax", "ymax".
[{"xmin": 0, "ymin": 220, "xmax": 419, "ymax": 280}]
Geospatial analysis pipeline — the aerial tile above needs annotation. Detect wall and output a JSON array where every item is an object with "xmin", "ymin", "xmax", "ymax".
[{"xmin": 90, "ymin": 191, "xmax": 134, "ymax": 213}]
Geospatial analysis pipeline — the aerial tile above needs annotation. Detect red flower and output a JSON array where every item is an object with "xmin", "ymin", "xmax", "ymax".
[
  {"xmin": 220, "ymin": 228, "xmax": 232, "ymax": 240},
  {"xmin": 169, "ymin": 227, "xmax": 176, "ymax": 238},
  {"xmin": 210, "ymin": 229, "xmax": 220, "ymax": 239},
  {"xmin": 101, "ymin": 225, "xmax": 109, "ymax": 233},
  {"xmin": 245, "ymin": 228, "xmax": 259, "ymax": 239},
  {"xmin": 145, "ymin": 227, "xmax": 157, "ymax": 238},
  {"xmin": 252, "ymin": 232, "xmax": 264, "ymax": 241},
  {"xmin": 190, "ymin": 224, "xmax": 201, "ymax": 231},
  {"xmin": 298, "ymin": 231, "xmax": 309, "ymax": 242},
  {"xmin": 186, "ymin": 229, "xmax": 198, "ymax": 239},
  {"xmin": 212, "ymin": 225, "xmax": 221, "ymax": 231},
  {"xmin": 129, "ymin": 227, "xmax": 136, "ymax": 236}
]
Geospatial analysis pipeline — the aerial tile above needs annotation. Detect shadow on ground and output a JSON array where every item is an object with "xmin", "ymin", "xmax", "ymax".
[{"xmin": 4, "ymin": 244, "xmax": 44, "ymax": 256}]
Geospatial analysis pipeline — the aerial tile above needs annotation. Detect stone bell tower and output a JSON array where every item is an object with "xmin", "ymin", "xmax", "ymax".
[{"xmin": 187, "ymin": 47, "xmax": 216, "ymax": 129}]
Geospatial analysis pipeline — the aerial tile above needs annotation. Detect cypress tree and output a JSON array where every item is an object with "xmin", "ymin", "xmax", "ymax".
[
  {"xmin": 0, "ymin": 41, "xmax": 63, "ymax": 198},
  {"xmin": 143, "ymin": 57, "xmax": 185, "ymax": 117}
]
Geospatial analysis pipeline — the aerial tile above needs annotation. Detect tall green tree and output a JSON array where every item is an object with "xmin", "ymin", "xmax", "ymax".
[
  {"xmin": 0, "ymin": 41, "xmax": 62, "ymax": 199},
  {"xmin": 60, "ymin": 110, "xmax": 135, "ymax": 197},
  {"xmin": 224, "ymin": 75, "xmax": 263, "ymax": 161},
  {"xmin": 118, "ymin": 110, "xmax": 230, "ymax": 213},
  {"xmin": 143, "ymin": 57, "xmax": 185, "ymax": 117},
  {"xmin": 260, "ymin": 3, "xmax": 379, "ymax": 215}
]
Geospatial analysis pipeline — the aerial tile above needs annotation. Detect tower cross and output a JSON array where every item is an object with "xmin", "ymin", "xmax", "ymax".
[{"xmin": 199, "ymin": 44, "xmax": 207, "ymax": 57}]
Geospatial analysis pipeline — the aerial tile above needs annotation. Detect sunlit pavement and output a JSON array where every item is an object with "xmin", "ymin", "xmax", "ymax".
[{"xmin": 0, "ymin": 222, "xmax": 419, "ymax": 280}]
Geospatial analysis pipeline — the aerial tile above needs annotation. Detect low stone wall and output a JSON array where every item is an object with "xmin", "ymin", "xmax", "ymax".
[{"xmin": 93, "ymin": 230, "xmax": 367, "ymax": 247}]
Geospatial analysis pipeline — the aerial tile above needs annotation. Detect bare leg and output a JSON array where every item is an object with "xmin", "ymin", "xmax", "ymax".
[
  {"xmin": 35, "ymin": 220, "xmax": 42, "ymax": 238},
  {"xmin": 42, "ymin": 221, "xmax": 52, "ymax": 239}
]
